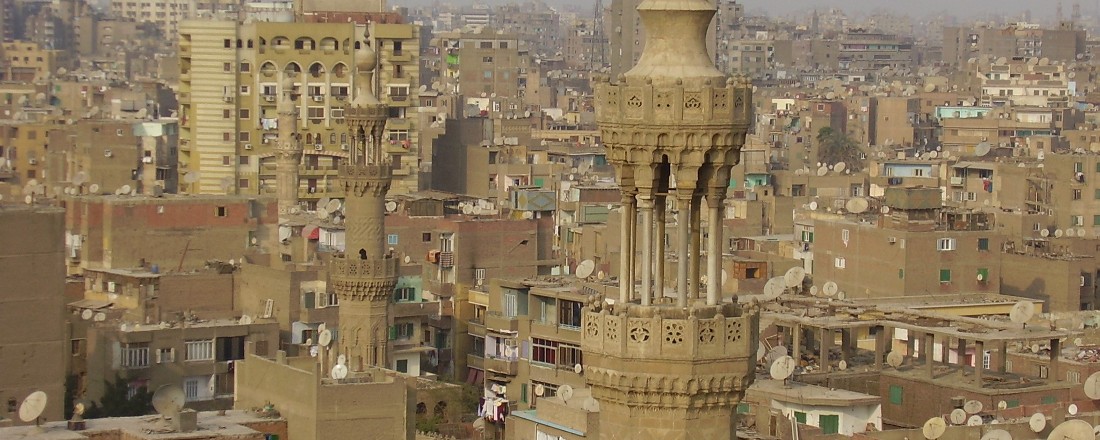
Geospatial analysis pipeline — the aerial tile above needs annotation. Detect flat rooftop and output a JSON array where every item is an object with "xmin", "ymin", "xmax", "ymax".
[
  {"xmin": 0, "ymin": 410, "xmax": 282, "ymax": 439},
  {"xmin": 750, "ymin": 379, "xmax": 879, "ymax": 406}
]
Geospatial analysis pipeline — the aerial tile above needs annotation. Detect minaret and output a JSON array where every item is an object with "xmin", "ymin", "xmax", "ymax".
[
  {"xmin": 584, "ymin": 0, "xmax": 758, "ymax": 439},
  {"xmin": 332, "ymin": 30, "xmax": 398, "ymax": 372},
  {"xmin": 275, "ymin": 74, "xmax": 303, "ymax": 217}
]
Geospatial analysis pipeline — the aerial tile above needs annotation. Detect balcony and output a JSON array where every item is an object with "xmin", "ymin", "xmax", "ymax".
[
  {"xmin": 467, "ymin": 319, "xmax": 486, "ymax": 337},
  {"xmin": 389, "ymin": 50, "xmax": 413, "ymax": 62},
  {"xmin": 425, "ymin": 280, "xmax": 456, "ymax": 298},
  {"xmin": 393, "ymin": 300, "xmax": 440, "ymax": 319},
  {"xmin": 484, "ymin": 356, "xmax": 518, "ymax": 376},
  {"xmin": 467, "ymin": 353, "xmax": 484, "ymax": 370},
  {"xmin": 485, "ymin": 312, "xmax": 519, "ymax": 333}
]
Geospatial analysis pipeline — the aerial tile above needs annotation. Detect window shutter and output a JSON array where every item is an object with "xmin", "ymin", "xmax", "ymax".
[{"xmin": 303, "ymin": 292, "xmax": 316, "ymax": 309}]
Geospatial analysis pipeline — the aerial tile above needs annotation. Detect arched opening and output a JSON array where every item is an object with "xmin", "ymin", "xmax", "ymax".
[
  {"xmin": 332, "ymin": 63, "xmax": 348, "ymax": 79},
  {"xmin": 284, "ymin": 62, "xmax": 302, "ymax": 76},
  {"xmin": 308, "ymin": 62, "xmax": 325, "ymax": 79},
  {"xmin": 294, "ymin": 37, "xmax": 315, "ymax": 50},
  {"xmin": 260, "ymin": 62, "xmax": 277, "ymax": 77},
  {"xmin": 320, "ymin": 37, "xmax": 338, "ymax": 51},
  {"xmin": 433, "ymin": 401, "xmax": 447, "ymax": 418},
  {"xmin": 415, "ymin": 402, "xmax": 426, "ymax": 414},
  {"xmin": 359, "ymin": 249, "xmax": 367, "ymax": 259}
]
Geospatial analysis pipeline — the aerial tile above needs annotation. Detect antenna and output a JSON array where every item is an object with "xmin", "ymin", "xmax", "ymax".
[
  {"xmin": 1028, "ymin": 413, "xmax": 1046, "ymax": 432},
  {"xmin": 949, "ymin": 408, "xmax": 967, "ymax": 425},
  {"xmin": 770, "ymin": 355, "xmax": 797, "ymax": 381},
  {"xmin": 331, "ymin": 364, "xmax": 348, "ymax": 379},
  {"xmin": 1009, "ymin": 301, "xmax": 1036, "ymax": 325},
  {"xmin": 784, "ymin": 267, "xmax": 806, "ymax": 288},
  {"xmin": 151, "ymin": 385, "xmax": 185, "ymax": 419},
  {"xmin": 822, "ymin": 281, "xmax": 839, "ymax": 297},
  {"xmin": 18, "ymin": 391, "xmax": 48, "ymax": 424},
  {"xmin": 576, "ymin": 260, "xmax": 595, "ymax": 279},
  {"xmin": 921, "ymin": 417, "xmax": 947, "ymax": 439}
]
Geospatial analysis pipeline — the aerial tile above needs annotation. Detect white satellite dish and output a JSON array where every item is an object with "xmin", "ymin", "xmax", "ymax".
[
  {"xmin": 770, "ymin": 355, "xmax": 797, "ymax": 380},
  {"xmin": 81, "ymin": 309, "xmax": 93, "ymax": 320},
  {"xmin": 576, "ymin": 260, "xmax": 595, "ymax": 279},
  {"xmin": 809, "ymin": 285, "xmax": 819, "ymax": 296},
  {"xmin": 582, "ymin": 397, "xmax": 600, "ymax": 412},
  {"xmin": 318, "ymin": 329, "xmax": 332, "ymax": 347},
  {"xmin": 1068, "ymin": 403, "xmax": 1079, "ymax": 415},
  {"xmin": 980, "ymin": 429, "xmax": 1012, "ymax": 440},
  {"xmin": 331, "ymin": 364, "xmax": 348, "ymax": 379},
  {"xmin": 18, "ymin": 391, "xmax": 48, "ymax": 423},
  {"xmin": 967, "ymin": 415, "xmax": 983, "ymax": 426},
  {"xmin": 949, "ymin": 408, "xmax": 967, "ymax": 425},
  {"xmin": 1010, "ymin": 301, "xmax": 1035, "ymax": 324},
  {"xmin": 151, "ymin": 385, "xmax": 185, "ymax": 418},
  {"xmin": 997, "ymin": 400, "xmax": 1007, "ymax": 410},
  {"xmin": 963, "ymin": 400, "xmax": 983, "ymax": 414},
  {"xmin": 385, "ymin": 201, "xmax": 398, "ymax": 212},
  {"xmin": 240, "ymin": 315, "xmax": 253, "ymax": 325},
  {"xmin": 1082, "ymin": 372, "xmax": 1100, "ymax": 399},
  {"xmin": 119, "ymin": 184, "xmax": 131, "ymax": 195},
  {"xmin": 886, "ymin": 351, "xmax": 904, "ymax": 368},
  {"xmin": 837, "ymin": 291, "xmax": 846, "ymax": 300},
  {"xmin": 1041, "ymin": 228, "xmax": 1050, "ymax": 237},
  {"xmin": 559, "ymin": 385, "xmax": 574, "ymax": 402},
  {"xmin": 763, "ymin": 277, "xmax": 785, "ymax": 300},
  {"xmin": 846, "ymin": 198, "xmax": 869, "ymax": 214},
  {"xmin": 808, "ymin": 201, "xmax": 818, "ymax": 211},
  {"xmin": 597, "ymin": 270, "xmax": 606, "ymax": 280},
  {"xmin": 534, "ymin": 384, "xmax": 545, "ymax": 396},
  {"xmin": 922, "ymin": 417, "xmax": 947, "ymax": 439},
  {"xmin": 822, "ymin": 281, "xmax": 839, "ymax": 297},
  {"xmin": 838, "ymin": 360, "xmax": 848, "ymax": 370},
  {"xmin": 1028, "ymin": 413, "xmax": 1045, "ymax": 432},
  {"xmin": 337, "ymin": 354, "xmax": 347, "ymax": 366},
  {"xmin": 1046, "ymin": 420, "xmax": 1093, "ymax": 440},
  {"xmin": 975, "ymin": 142, "xmax": 992, "ymax": 156},
  {"xmin": 403, "ymin": 255, "xmax": 412, "ymax": 264},
  {"xmin": 817, "ymin": 166, "xmax": 828, "ymax": 176},
  {"xmin": 325, "ymin": 199, "xmax": 342, "ymax": 213},
  {"xmin": 94, "ymin": 312, "xmax": 106, "ymax": 322},
  {"xmin": 316, "ymin": 207, "xmax": 329, "ymax": 219},
  {"xmin": 1077, "ymin": 228, "xmax": 1086, "ymax": 237},
  {"xmin": 834, "ymin": 162, "xmax": 846, "ymax": 173},
  {"xmin": 784, "ymin": 267, "xmax": 806, "ymax": 288},
  {"xmin": 1067, "ymin": 228, "xmax": 1076, "ymax": 237},
  {"xmin": 89, "ymin": 183, "xmax": 100, "ymax": 194},
  {"xmin": 1055, "ymin": 229, "xmax": 1064, "ymax": 238},
  {"xmin": 574, "ymin": 363, "xmax": 583, "ymax": 374}
]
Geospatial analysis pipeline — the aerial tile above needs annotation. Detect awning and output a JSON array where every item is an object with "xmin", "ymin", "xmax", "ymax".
[
  {"xmin": 307, "ymin": 227, "xmax": 320, "ymax": 240},
  {"xmin": 953, "ymin": 161, "xmax": 996, "ymax": 171},
  {"xmin": 68, "ymin": 299, "xmax": 113, "ymax": 310}
]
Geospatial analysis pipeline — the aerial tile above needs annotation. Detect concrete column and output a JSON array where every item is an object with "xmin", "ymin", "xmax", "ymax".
[
  {"xmin": 998, "ymin": 341, "xmax": 1008, "ymax": 373},
  {"xmin": 619, "ymin": 193, "xmax": 635, "ymax": 304},
  {"xmin": 874, "ymin": 326, "xmax": 886, "ymax": 370},
  {"xmin": 1050, "ymin": 338, "xmax": 1061, "ymax": 382},
  {"xmin": 792, "ymin": 324, "xmax": 803, "ymax": 364},
  {"xmin": 819, "ymin": 328, "xmax": 833, "ymax": 372},
  {"xmin": 841, "ymin": 329, "xmax": 853, "ymax": 365},
  {"xmin": 627, "ymin": 192, "xmax": 637, "ymax": 302},
  {"xmin": 956, "ymin": 338, "xmax": 966, "ymax": 367},
  {"xmin": 975, "ymin": 340, "xmax": 985, "ymax": 387},
  {"xmin": 654, "ymin": 195, "xmax": 666, "ymax": 303},
  {"xmin": 689, "ymin": 194, "xmax": 702, "ymax": 299},
  {"xmin": 925, "ymin": 333, "xmax": 935, "ymax": 378},
  {"xmin": 706, "ymin": 195, "xmax": 722, "ymax": 305},
  {"xmin": 905, "ymin": 333, "xmax": 915, "ymax": 366},
  {"xmin": 676, "ymin": 195, "xmax": 691, "ymax": 307},
  {"xmin": 638, "ymin": 195, "xmax": 654, "ymax": 306}
]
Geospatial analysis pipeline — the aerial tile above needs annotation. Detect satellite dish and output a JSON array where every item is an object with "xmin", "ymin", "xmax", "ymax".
[
  {"xmin": 763, "ymin": 277, "xmax": 785, "ymax": 300},
  {"xmin": 331, "ymin": 364, "xmax": 348, "ymax": 379},
  {"xmin": 403, "ymin": 255, "xmax": 412, "ymax": 264},
  {"xmin": 964, "ymin": 400, "xmax": 983, "ymax": 414},
  {"xmin": 18, "ymin": 391, "xmax": 48, "ymax": 423},
  {"xmin": 1067, "ymin": 229, "xmax": 1076, "ymax": 237},
  {"xmin": 929, "ymin": 150, "xmax": 939, "ymax": 158},
  {"xmin": 823, "ymin": 281, "xmax": 839, "ymax": 297},
  {"xmin": 1010, "ymin": 301, "xmax": 1036, "ymax": 324},
  {"xmin": 596, "ymin": 270, "xmax": 606, "ymax": 280},
  {"xmin": 770, "ymin": 355, "xmax": 797, "ymax": 380},
  {"xmin": 886, "ymin": 351, "xmax": 904, "ymax": 368},
  {"xmin": 534, "ymin": 384, "xmax": 545, "ymax": 396},
  {"xmin": 817, "ymin": 166, "xmax": 828, "ymax": 176},
  {"xmin": 837, "ymin": 291, "xmax": 846, "ymax": 300},
  {"xmin": 94, "ymin": 312, "xmax": 106, "ymax": 322},
  {"xmin": 1041, "ymin": 229, "xmax": 1050, "ymax": 237},
  {"xmin": 239, "ymin": 315, "xmax": 253, "ymax": 325},
  {"xmin": 151, "ymin": 385, "xmax": 185, "ymax": 418},
  {"xmin": 336, "ymin": 354, "xmax": 346, "ymax": 366},
  {"xmin": 1046, "ymin": 420, "xmax": 1093, "ymax": 440},
  {"xmin": 88, "ymin": 183, "xmax": 101, "ymax": 194},
  {"xmin": 881, "ymin": 206, "xmax": 891, "ymax": 214},
  {"xmin": 73, "ymin": 171, "xmax": 89, "ymax": 185},
  {"xmin": 1082, "ymin": 372, "xmax": 1100, "ymax": 399},
  {"xmin": 975, "ymin": 142, "xmax": 992, "ymax": 156},
  {"xmin": 385, "ymin": 201, "xmax": 398, "ymax": 212},
  {"xmin": 1055, "ymin": 229, "xmax": 1064, "ymax": 238},
  {"xmin": 576, "ymin": 260, "xmax": 595, "ymax": 279},
  {"xmin": 559, "ymin": 385, "xmax": 574, "ymax": 402},
  {"xmin": 980, "ymin": 429, "xmax": 1012, "ymax": 440},
  {"xmin": 846, "ymin": 198, "xmax": 869, "ymax": 214},
  {"xmin": 318, "ymin": 329, "xmax": 332, "ymax": 347},
  {"xmin": 834, "ymin": 162, "xmax": 846, "ymax": 173},
  {"xmin": 808, "ymin": 201, "xmax": 818, "ymax": 211},
  {"xmin": 316, "ymin": 207, "xmax": 329, "ymax": 219},
  {"xmin": 325, "ymin": 199, "xmax": 342, "ymax": 213},
  {"xmin": 81, "ymin": 309, "xmax": 93, "ymax": 320},
  {"xmin": 74, "ymin": 402, "xmax": 86, "ymax": 417},
  {"xmin": 784, "ymin": 267, "xmax": 806, "ymax": 288},
  {"xmin": 838, "ymin": 360, "xmax": 848, "ymax": 370},
  {"xmin": 922, "ymin": 417, "xmax": 947, "ymax": 439},
  {"xmin": 1068, "ymin": 403, "xmax": 1079, "ymax": 415},
  {"xmin": 1077, "ymin": 228, "xmax": 1086, "ymax": 237},
  {"xmin": 574, "ymin": 363, "xmax": 583, "ymax": 374},
  {"xmin": 1028, "ymin": 413, "xmax": 1055, "ymax": 434},
  {"xmin": 809, "ymin": 285, "xmax": 819, "ymax": 296},
  {"xmin": 183, "ymin": 172, "xmax": 200, "ymax": 184},
  {"xmin": 950, "ymin": 408, "xmax": 967, "ymax": 425},
  {"xmin": 119, "ymin": 184, "xmax": 131, "ymax": 195},
  {"xmin": 967, "ymin": 415, "xmax": 983, "ymax": 426},
  {"xmin": 997, "ymin": 400, "xmax": 1008, "ymax": 410}
]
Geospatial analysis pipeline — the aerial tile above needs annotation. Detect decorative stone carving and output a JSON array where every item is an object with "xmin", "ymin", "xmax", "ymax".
[
  {"xmin": 628, "ymin": 320, "xmax": 650, "ymax": 343},
  {"xmin": 698, "ymin": 320, "xmax": 717, "ymax": 344},
  {"xmin": 664, "ymin": 321, "xmax": 685, "ymax": 344}
]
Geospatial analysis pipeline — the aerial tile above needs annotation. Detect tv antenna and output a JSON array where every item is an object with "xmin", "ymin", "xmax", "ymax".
[
  {"xmin": 576, "ymin": 259, "xmax": 595, "ymax": 279},
  {"xmin": 1028, "ymin": 412, "xmax": 1045, "ymax": 432},
  {"xmin": 18, "ymin": 391, "xmax": 48, "ymax": 426},
  {"xmin": 1009, "ymin": 301, "xmax": 1035, "ymax": 326},
  {"xmin": 921, "ymin": 417, "xmax": 946, "ymax": 439},
  {"xmin": 151, "ymin": 384, "xmax": 185, "ymax": 421}
]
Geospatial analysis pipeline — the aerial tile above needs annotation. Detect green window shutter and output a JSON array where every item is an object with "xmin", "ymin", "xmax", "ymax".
[
  {"xmin": 978, "ymin": 238, "xmax": 989, "ymax": 251},
  {"xmin": 819, "ymin": 414, "xmax": 840, "ymax": 435},
  {"xmin": 940, "ymin": 269, "xmax": 951, "ymax": 282},
  {"xmin": 899, "ymin": 269, "xmax": 904, "ymax": 279},
  {"xmin": 1042, "ymin": 395, "xmax": 1056, "ymax": 405},
  {"xmin": 794, "ymin": 411, "xmax": 807, "ymax": 424},
  {"xmin": 521, "ymin": 383, "xmax": 528, "ymax": 403},
  {"xmin": 737, "ymin": 402, "xmax": 750, "ymax": 414},
  {"xmin": 978, "ymin": 268, "xmax": 989, "ymax": 281},
  {"xmin": 303, "ymin": 292, "xmax": 316, "ymax": 309},
  {"xmin": 1094, "ymin": 188, "xmax": 1100, "ymax": 199},
  {"xmin": 1006, "ymin": 399, "xmax": 1019, "ymax": 408},
  {"xmin": 533, "ymin": 178, "xmax": 544, "ymax": 187},
  {"xmin": 388, "ymin": 326, "xmax": 397, "ymax": 340},
  {"xmin": 808, "ymin": 232, "xmax": 814, "ymax": 243},
  {"xmin": 889, "ymin": 385, "xmax": 903, "ymax": 404},
  {"xmin": 1094, "ymin": 215, "xmax": 1100, "ymax": 226}
]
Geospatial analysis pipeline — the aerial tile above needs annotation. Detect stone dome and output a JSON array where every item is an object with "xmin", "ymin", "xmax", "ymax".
[{"xmin": 355, "ymin": 39, "xmax": 376, "ymax": 72}]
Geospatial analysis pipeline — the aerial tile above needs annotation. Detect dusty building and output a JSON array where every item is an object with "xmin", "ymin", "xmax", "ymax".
[
  {"xmin": 0, "ymin": 205, "xmax": 66, "ymax": 425},
  {"xmin": 743, "ymin": 379, "xmax": 881, "ymax": 436},
  {"xmin": 942, "ymin": 23, "xmax": 1086, "ymax": 68},
  {"xmin": 0, "ymin": 410, "xmax": 287, "ymax": 439},
  {"xmin": 0, "ymin": 40, "xmax": 58, "ymax": 82},
  {"xmin": 433, "ymin": 28, "xmax": 523, "ymax": 102}
]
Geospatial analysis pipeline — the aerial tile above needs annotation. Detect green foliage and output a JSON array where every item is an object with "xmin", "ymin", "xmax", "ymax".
[
  {"xmin": 416, "ymin": 415, "xmax": 442, "ymax": 433},
  {"xmin": 816, "ymin": 127, "xmax": 864, "ymax": 171},
  {"xmin": 84, "ymin": 375, "xmax": 153, "ymax": 419}
]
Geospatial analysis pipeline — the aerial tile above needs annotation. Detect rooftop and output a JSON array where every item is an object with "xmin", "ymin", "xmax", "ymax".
[{"xmin": 0, "ymin": 410, "xmax": 282, "ymax": 439}]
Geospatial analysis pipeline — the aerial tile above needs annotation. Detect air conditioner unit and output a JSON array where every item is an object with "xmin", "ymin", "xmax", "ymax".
[
  {"xmin": 223, "ymin": 96, "xmax": 234, "ymax": 103},
  {"xmin": 244, "ymin": 144, "xmax": 253, "ymax": 150},
  {"xmin": 28, "ymin": 158, "xmax": 36, "ymax": 165},
  {"xmin": 340, "ymin": 143, "xmax": 349, "ymax": 150},
  {"xmin": 312, "ymin": 95, "xmax": 324, "ymax": 102},
  {"xmin": 142, "ymin": 156, "xmax": 153, "ymax": 164},
  {"xmin": 314, "ymin": 144, "xmax": 323, "ymax": 151},
  {"xmin": 104, "ymin": 149, "xmax": 113, "ymax": 158},
  {"xmin": 888, "ymin": 236, "xmax": 897, "ymax": 244},
  {"xmin": 264, "ymin": 96, "xmax": 276, "ymax": 102}
]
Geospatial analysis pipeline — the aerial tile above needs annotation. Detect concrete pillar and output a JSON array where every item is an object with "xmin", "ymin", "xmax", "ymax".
[
  {"xmin": 841, "ymin": 329, "xmax": 854, "ymax": 365},
  {"xmin": 619, "ymin": 192, "xmax": 635, "ymax": 304},
  {"xmin": 675, "ymin": 195, "xmax": 691, "ymax": 307},
  {"xmin": 956, "ymin": 338, "xmax": 966, "ymax": 367},
  {"xmin": 998, "ymin": 341, "xmax": 1008, "ymax": 373},
  {"xmin": 975, "ymin": 340, "xmax": 985, "ymax": 387},
  {"xmin": 689, "ymin": 194, "xmax": 702, "ymax": 299},
  {"xmin": 627, "ymin": 191, "xmax": 637, "ymax": 301},
  {"xmin": 925, "ymin": 333, "xmax": 935, "ymax": 378},
  {"xmin": 638, "ymin": 195, "xmax": 654, "ymax": 306},
  {"xmin": 874, "ymin": 326, "xmax": 886, "ymax": 370},
  {"xmin": 792, "ymin": 324, "xmax": 803, "ymax": 363},
  {"xmin": 1050, "ymin": 338, "xmax": 1061, "ymax": 382},
  {"xmin": 906, "ymin": 333, "xmax": 916, "ymax": 366},
  {"xmin": 706, "ymin": 195, "xmax": 722, "ymax": 305},
  {"xmin": 655, "ymin": 195, "xmax": 666, "ymax": 303},
  {"xmin": 820, "ymin": 328, "xmax": 833, "ymax": 372}
]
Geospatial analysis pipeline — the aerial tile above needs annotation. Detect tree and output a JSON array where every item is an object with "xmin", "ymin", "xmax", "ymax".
[
  {"xmin": 816, "ymin": 127, "xmax": 864, "ymax": 171},
  {"xmin": 84, "ymin": 375, "xmax": 153, "ymax": 419}
]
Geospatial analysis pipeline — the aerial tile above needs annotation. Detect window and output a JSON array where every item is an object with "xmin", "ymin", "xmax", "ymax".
[
  {"xmin": 240, "ymin": 62, "xmax": 250, "ymax": 72},
  {"xmin": 977, "ymin": 268, "xmax": 989, "ymax": 283},
  {"xmin": 156, "ymin": 347, "xmax": 175, "ymax": 363},
  {"xmin": 558, "ymin": 343, "xmax": 582, "ymax": 369},
  {"xmin": 558, "ymin": 300, "xmax": 582, "ymax": 329},
  {"xmin": 216, "ymin": 206, "xmax": 227, "ymax": 217},
  {"xmin": 982, "ymin": 351, "xmax": 991, "ymax": 369},
  {"xmin": 240, "ymin": 85, "xmax": 250, "ymax": 94},
  {"xmin": 185, "ymin": 340, "xmax": 214, "ymax": 361},
  {"xmin": 223, "ymin": 62, "xmax": 231, "ymax": 72},
  {"xmin": 121, "ymin": 343, "xmax": 150, "ymax": 368},
  {"xmin": 239, "ymin": 109, "xmax": 250, "ymax": 119},
  {"xmin": 396, "ymin": 359, "xmax": 408, "ymax": 373},
  {"xmin": 531, "ymin": 338, "xmax": 558, "ymax": 365},
  {"xmin": 819, "ymin": 414, "xmax": 840, "ymax": 435},
  {"xmin": 223, "ymin": 132, "xmax": 232, "ymax": 141},
  {"xmin": 223, "ymin": 109, "xmax": 231, "ymax": 118},
  {"xmin": 307, "ymin": 106, "xmax": 325, "ymax": 122},
  {"xmin": 940, "ymin": 269, "xmax": 952, "ymax": 283},
  {"xmin": 394, "ymin": 323, "xmax": 414, "ymax": 340},
  {"xmin": 937, "ymin": 238, "xmax": 956, "ymax": 251},
  {"xmin": 503, "ymin": 292, "xmax": 518, "ymax": 318},
  {"xmin": 422, "ymin": 232, "xmax": 431, "ymax": 242},
  {"xmin": 1075, "ymin": 162, "xmax": 1084, "ymax": 173},
  {"xmin": 387, "ymin": 234, "xmax": 398, "ymax": 245},
  {"xmin": 1094, "ymin": 215, "xmax": 1100, "ymax": 226},
  {"xmin": 841, "ymin": 229, "xmax": 849, "ymax": 243},
  {"xmin": 1069, "ymin": 371, "xmax": 1081, "ymax": 383},
  {"xmin": 1039, "ymin": 365, "xmax": 1049, "ymax": 379},
  {"xmin": 1073, "ymin": 215, "xmax": 1085, "ymax": 226},
  {"xmin": 394, "ymin": 287, "xmax": 415, "ymax": 302},
  {"xmin": 834, "ymin": 257, "xmax": 846, "ymax": 269},
  {"xmin": 888, "ymin": 384, "xmax": 903, "ymax": 404},
  {"xmin": 184, "ymin": 378, "xmax": 200, "ymax": 401},
  {"xmin": 978, "ymin": 238, "xmax": 989, "ymax": 251},
  {"xmin": 239, "ymin": 132, "xmax": 250, "ymax": 142},
  {"xmin": 1074, "ymin": 189, "xmax": 1083, "ymax": 200}
]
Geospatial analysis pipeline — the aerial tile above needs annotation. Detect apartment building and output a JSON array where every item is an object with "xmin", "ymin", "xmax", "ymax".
[
  {"xmin": 111, "ymin": 0, "xmax": 238, "ymax": 40},
  {"xmin": 836, "ymin": 30, "xmax": 913, "ymax": 75},
  {"xmin": 434, "ymin": 28, "xmax": 522, "ymax": 101},
  {"xmin": 0, "ymin": 40, "xmax": 58, "ymax": 82},
  {"xmin": 178, "ymin": 20, "xmax": 421, "ymax": 197},
  {"xmin": 943, "ymin": 23, "xmax": 1086, "ymax": 68}
]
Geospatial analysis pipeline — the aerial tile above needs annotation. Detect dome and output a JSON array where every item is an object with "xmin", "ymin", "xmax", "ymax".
[{"xmin": 355, "ymin": 42, "xmax": 376, "ymax": 72}]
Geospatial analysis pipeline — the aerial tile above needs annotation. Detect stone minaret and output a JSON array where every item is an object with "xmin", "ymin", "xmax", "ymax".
[
  {"xmin": 275, "ymin": 74, "xmax": 303, "ymax": 217},
  {"xmin": 332, "ymin": 30, "xmax": 398, "ymax": 372},
  {"xmin": 583, "ymin": 0, "xmax": 758, "ymax": 439}
]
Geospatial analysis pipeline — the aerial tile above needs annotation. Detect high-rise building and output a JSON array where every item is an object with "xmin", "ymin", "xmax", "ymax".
[
  {"xmin": 585, "ymin": 0, "xmax": 757, "ymax": 438},
  {"xmin": 178, "ymin": 20, "xmax": 421, "ymax": 199}
]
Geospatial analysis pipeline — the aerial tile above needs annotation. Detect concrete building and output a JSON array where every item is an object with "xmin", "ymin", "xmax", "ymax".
[
  {"xmin": 943, "ymin": 23, "xmax": 1086, "ymax": 68},
  {"xmin": 0, "ymin": 205, "xmax": 66, "ymax": 425},
  {"xmin": 434, "ymin": 28, "xmax": 522, "ymax": 102},
  {"xmin": 0, "ymin": 40, "xmax": 58, "ymax": 82},
  {"xmin": 110, "ymin": 0, "xmax": 239, "ymax": 40},
  {"xmin": 0, "ymin": 410, "xmax": 287, "ymax": 439},
  {"xmin": 744, "ymin": 380, "xmax": 882, "ymax": 436}
]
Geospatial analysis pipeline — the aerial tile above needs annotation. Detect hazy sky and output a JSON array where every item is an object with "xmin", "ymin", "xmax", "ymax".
[{"xmin": 736, "ymin": 0, "xmax": 1052, "ymax": 17}]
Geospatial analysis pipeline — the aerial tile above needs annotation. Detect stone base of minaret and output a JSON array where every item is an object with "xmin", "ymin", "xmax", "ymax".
[
  {"xmin": 582, "ymin": 302, "xmax": 758, "ymax": 440},
  {"xmin": 332, "ymin": 257, "xmax": 397, "ymax": 371}
]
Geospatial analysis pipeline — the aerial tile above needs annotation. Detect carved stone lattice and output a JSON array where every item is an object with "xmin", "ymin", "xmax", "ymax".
[
  {"xmin": 664, "ymin": 322, "xmax": 685, "ymax": 344},
  {"xmin": 654, "ymin": 91, "xmax": 672, "ymax": 110},
  {"xmin": 726, "ymin": 319, "xmax": 743, "ymax": 343},
  {"xmin": 586, "ymin": 319, "xmax": 600, "ymax": 338},
  {"xmin": 627, "ymin": 94, "xmax": 642, "ymax": 108},
  {"xmin": 684, "ymin": 93, "xmax": 702, "ymax": 110},
  {"xmin": 628, "ymin": 319, "xmax": 650, "ymax": 343},
  {"xmin": 713, "ymin": 90, "xmax": 728, "ymax": 111},
  {"xmin": 698, "ymin": 321, "xmax": 717, "ymax": 344},
  {"xmin": 605, "ymin": 316, "xmax": 620, "ymax": 341}
]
